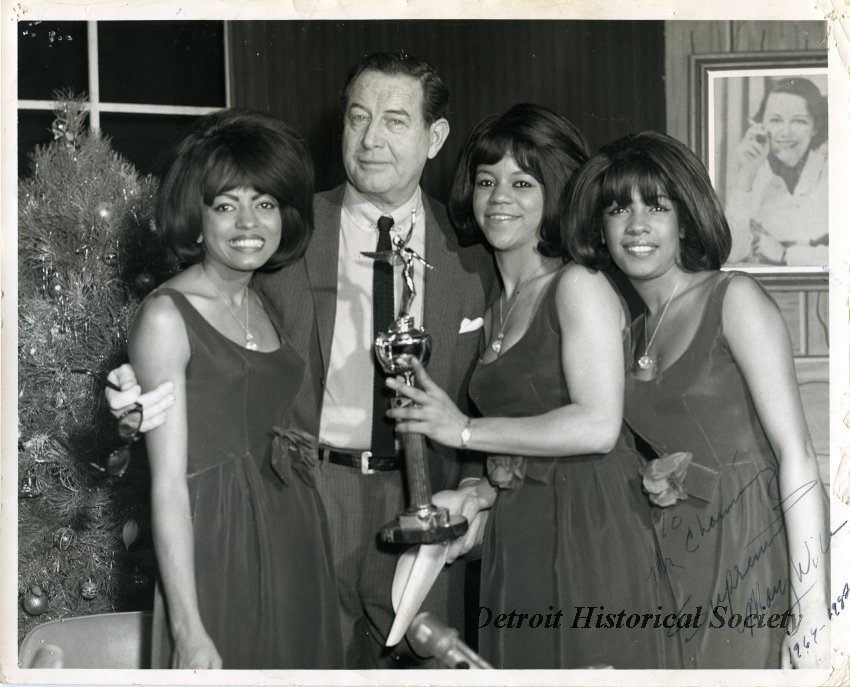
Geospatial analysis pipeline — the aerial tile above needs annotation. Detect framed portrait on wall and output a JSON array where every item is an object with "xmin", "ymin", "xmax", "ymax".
[{"xmin": 689, "ymin": 52, "xmax": 828, "ymax": 273}]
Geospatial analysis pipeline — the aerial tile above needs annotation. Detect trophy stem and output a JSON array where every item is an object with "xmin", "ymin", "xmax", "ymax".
[
  {"xmin": 371, "ymin": 287, "xmax": 467, "ymax": 544},
  {"xmin": 401, "ymin": 432, "xmax": 432, "ymax": 510},
  {"xmin": 381, "ymin": 380, "xmax": 467, "ymax": 544}
]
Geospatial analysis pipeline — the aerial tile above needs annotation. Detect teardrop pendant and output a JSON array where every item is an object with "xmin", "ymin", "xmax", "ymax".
[
  {"xmin": 491, "ymin": 334, "xmax": 504, "ymax": 354},
  {"xmin": 637, "ymin": 354, "xmax": 655, "ymax": 370}
]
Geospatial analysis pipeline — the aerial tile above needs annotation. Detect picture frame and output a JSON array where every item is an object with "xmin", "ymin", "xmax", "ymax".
[{"xmin": 689, "ymin": 51, "xmax": 828, "ymax": 274}]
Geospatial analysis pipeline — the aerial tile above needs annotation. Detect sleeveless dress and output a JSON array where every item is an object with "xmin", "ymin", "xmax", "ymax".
[
  {"xmin": 469, "ymin": 267, "xmax": 679, "ymax": 669},
  {"xmin": 149, "ymin": 288, "xmax": 343, "ymax": 669},
  {"xmin": 624, "ymin": 271, "xmax": 790, "ymax": 669}
]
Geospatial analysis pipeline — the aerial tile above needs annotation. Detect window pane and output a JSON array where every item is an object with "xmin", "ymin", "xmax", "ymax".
[
  {"xmin": 98, "ymin": 21, "xmax": 225, "ymax": 107},
  {"xmin": 18, "ymin": 109, "xmax": 69, "ymax": 178},
  {"xmin": 18, "ymin": 21, "xmax": 88, "ymax": 100},
  {"xmin": 101, "ymin": 113, "xmax": 202, "ymax": 176}
]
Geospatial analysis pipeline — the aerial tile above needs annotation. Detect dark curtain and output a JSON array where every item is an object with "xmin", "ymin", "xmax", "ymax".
[{"xmin": 228, "ymin": 20, "xmax": 666, "ymax": 204}]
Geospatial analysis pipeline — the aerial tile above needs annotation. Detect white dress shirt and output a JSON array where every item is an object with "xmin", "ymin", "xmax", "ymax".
[{"xmin": 318, "ymin": 183, "xmax": 426, "ymax": 450}]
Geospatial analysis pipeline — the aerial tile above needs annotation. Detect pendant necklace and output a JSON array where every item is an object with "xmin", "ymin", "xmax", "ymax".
[
  {"xmin": 201, "ymin": 265, "xmax": 258, "ymax": 350},
  {"xmin": 490, "ymin": 264, "xmax": 553, "ymax": 355},
  {"xmin": 637, "ymin": 276, "xmax": 684, "ymax": 372}
]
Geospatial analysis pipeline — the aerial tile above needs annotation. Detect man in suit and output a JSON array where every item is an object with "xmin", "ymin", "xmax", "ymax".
[{"xmin": 108, "ymin": 51, "xmax": 494, "ymax": 668}]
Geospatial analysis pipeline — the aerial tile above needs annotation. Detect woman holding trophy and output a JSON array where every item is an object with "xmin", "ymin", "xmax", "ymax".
[{"xmin": 387, "ymin": 103, "xmax": 677, "ymax": 669}]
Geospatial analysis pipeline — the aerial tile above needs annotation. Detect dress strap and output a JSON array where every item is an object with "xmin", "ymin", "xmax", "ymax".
[
  {"xmin": 713, "ymin": 270, "xmax": 779, "ymax": 341},
  {"xmin": 146, "ymin": 287, "xmax": 205, "ymax": 330}
]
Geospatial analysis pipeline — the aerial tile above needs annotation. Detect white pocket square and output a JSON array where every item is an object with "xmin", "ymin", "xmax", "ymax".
[{"xmin": 459, "ymin": 317, "xmax": 484, "ymax": 334}]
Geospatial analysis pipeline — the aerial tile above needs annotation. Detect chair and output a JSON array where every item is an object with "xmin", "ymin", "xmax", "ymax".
[{"xmin": 18, "ymin": 611, "xmax": 152, "ymax": 669}]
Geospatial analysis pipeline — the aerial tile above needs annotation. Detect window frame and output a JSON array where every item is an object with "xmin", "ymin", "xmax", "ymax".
[{"xmin": 17, "ymin": 20, "xmax": 230, "ymax": 132}]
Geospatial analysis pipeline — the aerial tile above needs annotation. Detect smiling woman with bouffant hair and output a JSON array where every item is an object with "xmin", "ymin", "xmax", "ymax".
[
  {"xmin": 565, "ymin": 130, "xmax": 830, "ymax": 669},
  {"xmin": 156, "ymin": 108, "xmax": 314, "ymax": 269},
  {"xmin": 387, "ymin": 104, "xmax": 679, "ymax": 670},
  {"xmin": 128, "ymin": 108, "xmax": 343, "ymax": 670}
]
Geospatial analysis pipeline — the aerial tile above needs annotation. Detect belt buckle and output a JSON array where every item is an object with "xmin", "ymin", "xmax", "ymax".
[{"xmin": 360, "ymin": 450, "xmax": 376, "ymax": 475}]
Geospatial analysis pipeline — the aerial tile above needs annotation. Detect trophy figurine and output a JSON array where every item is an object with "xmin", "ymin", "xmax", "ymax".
[{"xmin": 363, "ymin": 234, "xmax": 468, "ymax": 545}]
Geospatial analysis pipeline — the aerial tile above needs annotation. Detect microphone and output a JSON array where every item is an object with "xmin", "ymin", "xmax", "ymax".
[{"xmin": 408, "ymin": 612, "xmax": 492, "ymax": 669}]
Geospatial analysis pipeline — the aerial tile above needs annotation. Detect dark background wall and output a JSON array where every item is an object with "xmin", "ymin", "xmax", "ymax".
[{"xmin": 228, "ymin": 20, "xmax": 666, "ymax": 204}]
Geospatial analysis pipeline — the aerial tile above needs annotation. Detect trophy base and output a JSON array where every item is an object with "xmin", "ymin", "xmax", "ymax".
[{"xmin": 380, "ymin": 506, "xmax": 468, "ymax": 544}]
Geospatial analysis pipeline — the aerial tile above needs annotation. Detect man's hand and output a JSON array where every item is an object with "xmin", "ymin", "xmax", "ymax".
[{"xmin": 105, "ymin": 364, "xmax": 175, "ymax": 433}]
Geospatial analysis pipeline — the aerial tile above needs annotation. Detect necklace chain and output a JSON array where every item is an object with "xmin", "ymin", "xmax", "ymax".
[
  {"xmin": 201, "ymin": 265, "xmax": 258, "ymax": 351},
  {"xmin": 490, "ymin": 264, "xmax": 557, "ymax": 355},
  {"xmin": 637, "ymin": 277, "xmax": 684, "ymax": 372}
]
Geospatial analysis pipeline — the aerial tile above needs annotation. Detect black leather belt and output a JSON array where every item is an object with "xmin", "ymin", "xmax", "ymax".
[{"xmin": 321, "ymin": 448, "xmax": 401, "ymax": 474}]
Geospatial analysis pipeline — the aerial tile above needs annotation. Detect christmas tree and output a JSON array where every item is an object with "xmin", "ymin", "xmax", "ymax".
[{"xmin": 17, "ymin": 91, "xmax": 176, "ymax": 640}]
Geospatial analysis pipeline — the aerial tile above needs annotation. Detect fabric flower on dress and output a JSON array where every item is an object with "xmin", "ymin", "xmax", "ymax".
[
  {"xmin": 270, "ymin": 427, "xmax": 319, "ymax": 487},
  {"xmin": 487, "ymin": 455, "xmax": 527, "ymax": 490},
  {"xmin": 639, "ymin": 451, "xmax": 693, "ymax": 507}
]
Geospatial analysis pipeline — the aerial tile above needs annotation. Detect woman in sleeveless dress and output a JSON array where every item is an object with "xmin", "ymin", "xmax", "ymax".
[
  {"xmin": 128, "ymin": 110, "xmax": 343, "ymax": 669},
  {"xmin": 565, "ymin": 131, "xmax": 829, "ymax": 668},
  {"xmin": 387, "ymin": 104, "xmax": 678, "ymax": 669}
]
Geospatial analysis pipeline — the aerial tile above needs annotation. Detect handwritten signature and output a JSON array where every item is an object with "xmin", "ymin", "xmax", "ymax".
[{"xmin": 641, "ymin": 456, "xmax": 844, "ymax": 662}]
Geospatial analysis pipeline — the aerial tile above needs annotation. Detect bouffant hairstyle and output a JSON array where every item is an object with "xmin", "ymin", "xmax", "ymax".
[
  {"xmin": 565, "ymin": 131, "xmax": 731, "ymax": 272},
  {"xmin": 156, "ymin": 108, "xmax": 314, "ymax": 270},
  {"xmin": 448, "ymin": 103, "xmax": 588, "ymax": 256}
]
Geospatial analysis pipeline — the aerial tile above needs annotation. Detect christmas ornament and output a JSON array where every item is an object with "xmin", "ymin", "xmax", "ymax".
[
  {"xmin": 49, "ymin": 89, "xmax": 89, "ymax": 146},
  {"xmin": 36, "ymin": 577, "xmax": 54, "ymax": 598},
  {"xmin": 101, "ymin": 251, "xmax": 119, "ymax": 267},
  {"xmin": 95, "ymin": 203, "xmax": 112, "ymax": 222},
  {"xmin": 47, "ymin": 279, "xmax": 64, "ymax": 298},
  {"xmin": 133, "ymin": 272, "xmax": 155, "ymax": 294},
  {"xmin": 53, "ymin": 390, "xmax": 67, "ymax": 409},
  {"xmin": 122, "ymin": 519, "xmax": 139, "ymax": 549},
  {"xmin": 22, "ymin": 586, "xmax": 49, "ymax": 615},
  {"xmin": 19, "ymin": 473, "xmax": 42, "ymax": 499},
  {"xmin": 53, "ymin": 527, "xmax": 75, "ymax": 551},
  {"xmin": 80, "ymin": 579, "xmax": 97, "ymax": 600},
  {"xmin": 128, "ymin": 571, "xmax": 151, "ymax": 593},
  {"xmin": 51, "ymin": 120, "xmax": 75, "ymax": 147}
]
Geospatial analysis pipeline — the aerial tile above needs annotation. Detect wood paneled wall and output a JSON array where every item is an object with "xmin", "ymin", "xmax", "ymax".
[
  {"xmin": 228, "ymin": 20, "xmax": 666, "ymax": 203},
  {"xmin": 664, "ymin": 20, "xmax": 827, "ymax": 144}
]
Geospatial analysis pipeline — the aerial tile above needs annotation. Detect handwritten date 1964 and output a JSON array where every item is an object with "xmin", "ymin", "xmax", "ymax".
[{"xmin": 786, "ymin": 581, "xmax": 847, "ymax": 664}]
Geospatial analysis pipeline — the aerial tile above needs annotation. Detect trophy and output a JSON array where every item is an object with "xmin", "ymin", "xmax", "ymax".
[{"xmin": 363, "ymin": 233, "xmax": 468, "ymax": 545}]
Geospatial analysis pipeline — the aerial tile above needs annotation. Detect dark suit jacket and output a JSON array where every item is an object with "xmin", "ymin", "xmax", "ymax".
[{"xmin": 257, "ymin": 185, "xmax": 496, "ymax": 492}]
